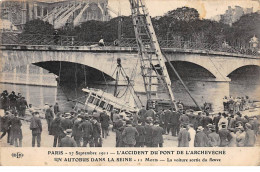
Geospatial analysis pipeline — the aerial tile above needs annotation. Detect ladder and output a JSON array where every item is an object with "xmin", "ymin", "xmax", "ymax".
[{"xmin": 129, "ymin": 0, "xmax": 178, "ymax": 110}]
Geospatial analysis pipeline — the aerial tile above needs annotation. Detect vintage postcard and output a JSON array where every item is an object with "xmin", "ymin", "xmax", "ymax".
[{"xmin": 0, "ymin": 0, "xmax": 259, "ymax": 166}]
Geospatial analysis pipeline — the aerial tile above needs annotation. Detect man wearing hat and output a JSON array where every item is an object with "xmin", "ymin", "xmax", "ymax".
[
  {"xmin": 169, "ymin": 110, "xmax": 181, "ymax": 137},
  {"xmin": 53, "ymin": 102, "xmax": 60, "ymax": 115},
  {"xmin": 59, "ymin": 129, "xmax": 77, "ymax": 147},
  {"xmin": 138, "ymin": 106, "xmax": 147, "ymax": 123},
  {"xmin": 244, "ymin": 123, "xmax": 256, "ymax": 147},
  {"xmin": 177, "ymin": 123, "xmax": 190, "ymax": 147},
  {"xmin": 0, "ymin": 111, "xmax": 13, "ymax": 143},
  {"xmin": 8, "ymin": 91, "xmax": 17, "ymax": 111},
  {"xmin": 19, "ymin": 97, "xmax": 28, "ymax": 117},
  {"xmin": 100, "ymin": 109, "xmax": 110, "ymax": 139},
  {"xmin": 208, "ymin": 126, "xmax": 220, "ymax": 147},
  {"xmin": 218, "ymin": 122, "xmax": 230, "ymax": 147},
  {"xmin": 91, "ymin": 117, "xmax": 102, "ymax": 147},
  {"xmin": 60, "ymin": 113, "xmax": 73, "ymax": 132},
  {"xmin": 30, "ymin": 111, "xmax": 42, "ymax": 147},
  {"xmin": 79, "ymin": 115, "xmax": 93, "ymax": 147},
  {"xmin": 45, "ymin": 104, "xmax": 54, "ymax": 133},
  {"xmin": 135, "ymin": 120, "xmax": 146, "ymax": 147},
  {"xmin": 228, "ymin": 128, "xmax": 237, "ymax": 147},
  {"xmin": 122, "ymin": 120, "xmax": 139, "ymax": 147},
  {"xmin": 72, "ymin": 115, "xmax": 83, "ymax": 147},
  {"xmin": 50, "ymin": 112, "xmax": 65, "ymax": 147},
  {"xmin": 151, "ymin": 121, "xmax": 164, "ymax": 147},
  {"xmin": 0, "ymin": 90, "xmax": 9, "ymax": 111},
  {"xmin": 144, "ymin": 119, "xmax": 153, "ymax": 147},
  {"xmin": 236, "ymin": 126, "xmax": 246, "ymax": 147},
  {"xmin": 194, "ymin": 126, "xmax": 208, "ymax": 147}
]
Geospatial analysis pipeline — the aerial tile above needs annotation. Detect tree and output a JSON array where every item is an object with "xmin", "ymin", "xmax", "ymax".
[
  {"xmin": 166, "ymin": 7, "xmax": 200, "ymax": 22},
  {"xmin": 23, "ymin": 19, "xmax": 55, "ymax": 35}
]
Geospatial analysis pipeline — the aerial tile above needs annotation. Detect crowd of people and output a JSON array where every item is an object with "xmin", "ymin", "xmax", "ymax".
[
  {"xmin": 223, "ymin": 96, "xmax": 251, "ymax": 114},
  {"xmin": 0, "ymin": 94, "xmax": 259, "ymax": 148},
  {"xmin": 0, "ymin": 90, "xmax": 28, "ymax": 117}
]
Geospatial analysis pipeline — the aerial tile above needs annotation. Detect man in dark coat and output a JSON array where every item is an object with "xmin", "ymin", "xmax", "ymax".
[
  {"xmin": 30, "ymin": 112, "xmax": 42, "ymax": 147},
  {"xmin": 135, "ymin": 120, "xmax": 146, "ymax": 147},
  {"xmin": 218, "ymin": 123, "xmax": 230, "ymax": 147},
  {"xmin": 213, "ymin": 113, "xmax": 221, "ymax": 132},
  {"xmin": 115, "ymin": 115, "xmax": 124, "ymax": 147},
  {"xmin": 91, "ymin": 117, "xmax": 102, "ymax": 147},
  {"xmin": 0, "ymin": 90, "xmax": 9, "ymax": 111},
  {"xmin": 0, "ymin": 111, "xmax": 13, "ymax": 143},
  {"xmin": 194, "ymin": 126, "xmax": 208, "ymax": 147},
  {"xmin": 138, "ymin": 106, "xmax": 147, "ymax": 123},
  {"xmin": 164, "ymin": 109, "xmax": 172, "ymax": 135},
  {"xmin": 45, "ymin": 105, "xmax": 54, "ymax": 132},
  {"xmin": 179, "ymin": 112, "xmax": 190, "ymax": 125},
  {"xmin": 170, "ymin": 111, "xmax": 180, "ymax": 136},
  {"xmin": 144, "ymin": 120, "xmax": 153, "ymax": 147},
  {"xmin": 10, "ymin": 112, "xmax": 22, "ymax": 147},
  {"xmin": 122, "ymin": 120, "xmax": 139, "ymax": 147},
  {"xmin": 19, "ymin": 97, "xmax": 28, "ymax": 117},
  {"xmin": 53, "ymin": 102, "xmax": 60, "ymax": 115},
  {"xmin": 202, "ymin": 113, "xmax": 213, "ymax": 128},
  {"xmin": 60, "ymin": 113, "xmax": 73, "ymax": 131},
  {"xmin": 100, "ymin": 110, "xmax": 110, "ymax": 139},
  {"xmin": 151, "ymin": 121, "xmax": 164, "ymax": 147},
  {"xmin": 244, "ymin": 123, "xmax": 256, "ymax": 147},
  {"xmin": 72, "ymin": 115, "xmax": 83, "ymax": 147},
  {"xmin": 145, "ymin": 109, "xmax": 156, "ymax": 121},
  {"xmin": 8, "ymin": 91, "xmax": 17, "ymax": 111},
  {"xmin": 208, "ymin": 126, "xmax": 220, "ymax": 147},
  {"xmin": 178, "ymin": 124, "xmax": 191, "ymax": 147},
  {"xmin": 50, "ymin": 112, "xmax": 65, "ymax": 147},
  {"xmin": 59, "ymin": 129, "xmax": 77, "ymax": 147},
  {"xmin": 79, "ymin": 116, "xmax": 93, "ymax": 147},
  {"xmin": 196, "ymin": 112, "xmax": 204, "ymax": 127}
]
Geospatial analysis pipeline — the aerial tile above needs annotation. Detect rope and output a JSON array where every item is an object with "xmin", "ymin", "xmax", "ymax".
[
  {"xmin": 121, "ymin": 67, "xmax": 143, "ymax": 107},
  {"xmin": 101, "ymin": 71, "xmax": 109, "ymax": 92},
  {"xmin": 162, "ymin": 52, "xmax": 202, "ymax": 111},
  {"xmin": 208, "ymin": 56, "xmax": 229, "ymax": 82},
  {"xmin": 74, "ymin": 63, "xmax": 78, "ymax": 98},
  {"xmin": 83, "ymin": 65, "xmax": 87, "ymax": 87}
]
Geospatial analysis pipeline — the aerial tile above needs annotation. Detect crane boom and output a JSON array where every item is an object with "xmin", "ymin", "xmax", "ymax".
[{"xmin": 129, "ymin": 0, "xmax": 178, "ymax": 110}]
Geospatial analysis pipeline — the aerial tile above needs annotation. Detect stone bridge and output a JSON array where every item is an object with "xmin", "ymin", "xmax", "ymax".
[{"xmin": 1, "ymin": 44, "xmax": 260, "ymax": 110}]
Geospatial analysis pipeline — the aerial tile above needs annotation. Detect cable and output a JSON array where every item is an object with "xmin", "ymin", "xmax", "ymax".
[
  {"xmin": 162, "ymin": 52, "xmax": 203, "ymax": 111},
  {"xmin": 208, "ymin": 56, "xmax": 228, "ymax": 82}
]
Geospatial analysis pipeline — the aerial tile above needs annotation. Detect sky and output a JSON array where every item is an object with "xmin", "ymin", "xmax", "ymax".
[
  {"xmin": 107, "ymin": 0, "xmax": 260, "ymax": 19},
  {"xmin": 16, "ymin": 0, "xmax": 260, "ymax": 19}
]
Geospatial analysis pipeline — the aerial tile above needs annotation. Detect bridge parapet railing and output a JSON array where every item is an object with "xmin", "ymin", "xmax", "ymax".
[{"xmin": 0, "ymin": 32, "xmax": 259, "ymax": 56}]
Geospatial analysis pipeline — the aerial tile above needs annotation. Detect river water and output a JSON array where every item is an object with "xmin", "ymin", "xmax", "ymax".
[{"xmin": 1, "ymin": 81, "xmax": 258, "ymax": 112}]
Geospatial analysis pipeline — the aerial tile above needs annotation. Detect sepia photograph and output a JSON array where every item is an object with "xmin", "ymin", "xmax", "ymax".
[{"xmin": 0, "ymin": 0, "xmax": 259, "ymax": 166}]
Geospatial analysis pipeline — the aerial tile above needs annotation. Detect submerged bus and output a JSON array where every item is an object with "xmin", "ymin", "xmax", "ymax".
[{"xmin": 81, "ymin": 88, "xmax": 137, "ymax": 115}]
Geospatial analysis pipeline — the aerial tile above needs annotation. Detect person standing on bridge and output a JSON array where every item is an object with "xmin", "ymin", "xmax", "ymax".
[
  {"xmin": 30, "ymin": 111, "xmax": 42, "ymax": 147},
  {"xmin": 98, "ymin": 38, "xmax": 105, "ymax": 46}
]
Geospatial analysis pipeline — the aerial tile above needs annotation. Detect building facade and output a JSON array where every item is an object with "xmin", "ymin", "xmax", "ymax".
[{"xmin": 0, "ymin": 0, "xmax": 111, "ymax": 30}]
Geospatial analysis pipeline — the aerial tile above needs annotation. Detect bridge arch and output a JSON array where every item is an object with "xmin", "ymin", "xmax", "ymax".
[
  {"xmin": 228, "ymin": 65, "xmax": 260, "ymax": 100},
  {"xmin": 0, "ymin": 49, "xmax": 117, "ymax": 80},
  {"xmin": 227, "ymin": 64, "xmax": 260, "ymax": 78},
  {"xmin": 167, "ymin": 59, "xmax": 218, "ymax": 80}
]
